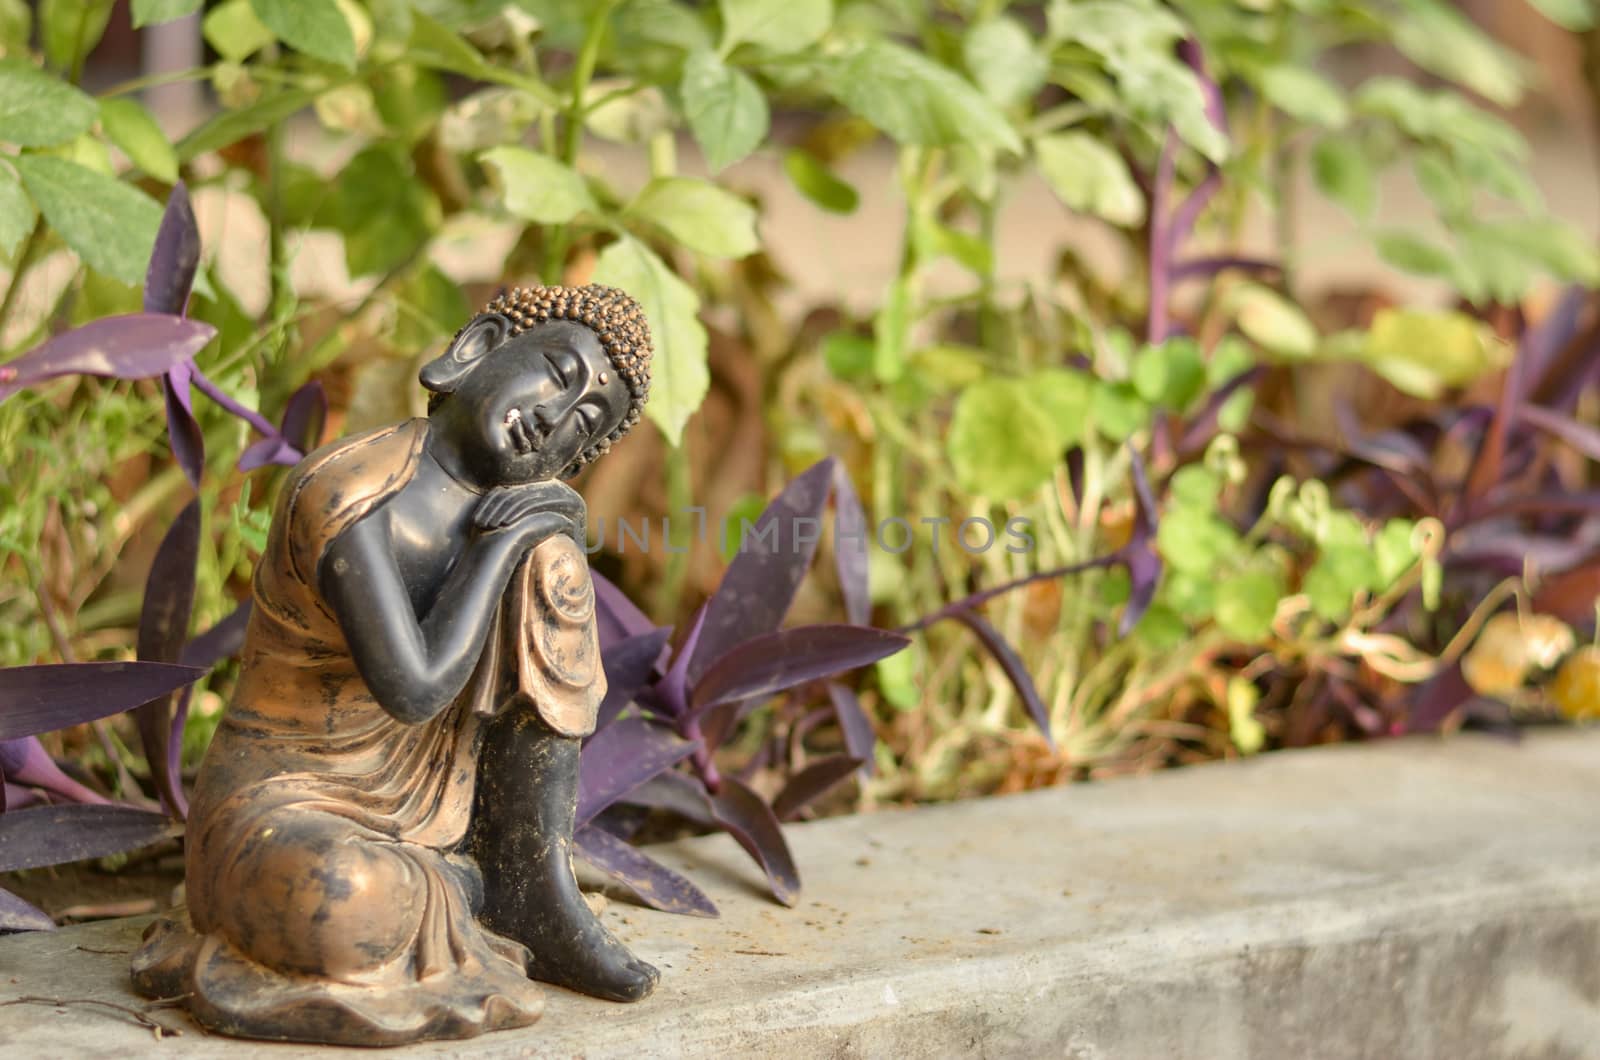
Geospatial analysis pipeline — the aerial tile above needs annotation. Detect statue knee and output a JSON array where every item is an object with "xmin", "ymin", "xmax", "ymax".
[{"xmin": 218, "ymin": 818, "xmax": 424, "ymax": 979}]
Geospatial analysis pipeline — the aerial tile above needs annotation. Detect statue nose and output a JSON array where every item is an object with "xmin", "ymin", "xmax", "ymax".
[{"xmin": 532, "ymin": 403, "xmax": 561, "ymax": 430}]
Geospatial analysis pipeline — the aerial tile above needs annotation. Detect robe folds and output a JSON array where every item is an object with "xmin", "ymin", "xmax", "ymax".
[{"xmin": 131, "ymin": 418, "xmax": 605, "ymax": 1045}]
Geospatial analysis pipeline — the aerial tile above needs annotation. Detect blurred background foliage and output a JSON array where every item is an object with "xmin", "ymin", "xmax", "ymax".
[{"xmin": 2, "ymin": 0, "xmax": 1599, "ymax": 827}]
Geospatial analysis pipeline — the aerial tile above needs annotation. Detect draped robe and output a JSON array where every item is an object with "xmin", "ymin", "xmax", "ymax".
[{"xmin": 130, "ymin": 418, "xmax": 605, "ymax": 1045}]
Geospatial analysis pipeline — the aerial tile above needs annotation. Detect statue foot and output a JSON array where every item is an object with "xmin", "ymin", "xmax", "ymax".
[{"xmin": 519, "ymin": 883, "xmax": 659, "ymax": 1002}]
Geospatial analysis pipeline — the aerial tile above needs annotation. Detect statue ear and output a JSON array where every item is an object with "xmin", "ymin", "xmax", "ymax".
[{"xmin": 419, "ymin": 313, "xmax": 511, "ymax": 394}]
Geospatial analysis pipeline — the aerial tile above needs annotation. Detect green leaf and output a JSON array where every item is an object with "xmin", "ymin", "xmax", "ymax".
[
  {"xmin": 479, "ymin": 146, "xmax": 595, "ymax": 225},
  {"xmin": 0, "ymin": 60, "xmax": 97, "ymax": 147},
  {"xmin": 1360, "ymin": 307, "xmax": 1509, "ymax": 399},
  {"xmin": 1258, "ymin": 65, "xmax": 1347, "ymax": 128},
  {"xmin": 0, "ymin": 162, "xmax": 35, "ymax": 258},
  {"xmin": 132, "ymin": 0, "xmax": 202, "ymax": 26},
  {"xmin": 40, "ymin": 0, "xmax": 114, "ymax": 74},
  {"xmin": 1480, "ymin": 217, "xmax": 1600, "ymax": 286},
  {"xmin": 1304, "ymin": 545, "xmax": 1381, "ymax": 622},
  {"xmin": 1411, "ymin": 149, "xmax": 1470, "ymax": 217},
  {"xmin": 1214, "ymin": 568, "xmax": 1283, "ymax": 642},
  {"xmin": 178, "ymin": 84, "xmax": 321, "ymax": 160},
  {"xmin": 592, "ymin": 236, "xmax": 709, "ymax": 446},
  {"xmin": 718, "ymin": 0, "xmax": 830, "ymax": 54},
  {"xmin": 1133, "ymin": 337, "xmax": 1205, "ymax": 409},
  {"xmin": 250, "ymin": 0, "xmax": 356, "ymax": 69},
  {"xmin": 1169, "ymin": 465, "xmax": 1220, "ymax": 510},
  {"xmin": 14, "ymin": 155, "xmax": 162, "ymax": 284},
  {"xmin": 1526, "ymin": 0, "xmax": 1595, "ymax": 30},
  {"xmin": 1031, "ymin": 367, "xmax": 1093, "ymax": 447},
  {"xmin": 1393, "ymin": 4, "xmax": 1524, "ymax": 107},
  {"xmin": 393, "ymin": 261, "xmax": 470, "ymax": 349},
  {"xmin": 203, "ymin": 0, "xmax": 275, "ymax": 62},
  {"xmin": 822, "ymin": 332, "xmax": 873, "ymax": 381},
  {"xmin": 1035, "ymin": 131, "xmax": 1144, "ymax": 227},
  {"xmin": 322, "ymin": 145, "xmax": 438, "ymax": 277},
  {"xmin": 947, "ymin": 378, "xmax": 1059, "ymax": 499},
  {"xmin": 681, "ymin": 49, "xmax": 769, "ymax": 173},
  {"xmin": 1310, "ymin": 136, "xmax": 1375, "ymax": 219},
  {"xmin": 824, "ymin": 40, "xmax": 1022, "ymax": 154},
  {"xmin": 1374, "ymin": 519, "xmax": 1418, "ymax": 586},
  {"xmin": 1047, "ymin": 0, "xmax": 1186, "ymax": 56},
  {"xmin": 1226, "ymin": 677, "xmax": 1265, "ymax": 754},
  {"xmin": 782, "ymin": 149, "xmax": 857, "ymax": 214},
  {"xmin": 99, "ymin": 97, "xmax": 179, "ymax": 183},
  {"xmin": 1089, "ymin": 380, "xmax": 1148, "ymax": 442},
  {"xmin": 1375, "ymin": 230, "xmax": 1459, "ymax": 284},
  {"xmin": 626, "ymin": 177, "xmax": 758, "ymax": 259},
  {"xmin": 1230, "ymin": 284, "xmax": 1316, "ymax": 359},
  {"xmin": 963, "ymin": 15, "xmax": 1048, "ymax": 107},
  {"xmin": 1156, "ymin": 506, "xmax": 1241, "ymax": 576}
]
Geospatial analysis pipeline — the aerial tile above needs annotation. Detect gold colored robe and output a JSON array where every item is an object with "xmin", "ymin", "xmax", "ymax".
[{"xmin": 131, "ymin": 418, "xmax": 605, "ymax": 1045}]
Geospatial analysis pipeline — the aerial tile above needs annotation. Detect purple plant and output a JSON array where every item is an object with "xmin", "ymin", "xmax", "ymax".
[
  {"xmin": 0, "ymin": 184, "xmax": 323, "ymax": 929},
  {"xmin": 573, "ymin": 458, "xmax": 908, "ymax": 917}
]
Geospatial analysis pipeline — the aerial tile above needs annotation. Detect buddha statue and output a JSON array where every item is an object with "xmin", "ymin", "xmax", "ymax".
[{"xmin": 131, "ymin": 285, "xmax": 659, "ymax": 1045}]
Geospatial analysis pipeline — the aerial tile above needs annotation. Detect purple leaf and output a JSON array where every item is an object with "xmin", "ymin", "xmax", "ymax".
[
  {"xmin": 903, "ymin": 552, "xmax": 1119, "ymax": 634},
  {"xmin": 0, "ymin": 661, "xmax": 204, "ymax": 740},
  {"xmin": 180, "ymin": 600, "xmax": 252, "ymax": 669},
  {"xmin": 0, "ymin": 315, "xmax": 217, "ymax": 404},
  {"xmin": 1462, "ymin": 346, "xmax": 1524, "ymax": 514},
  {"xmin": 162, "ymin": 362, "xmax": 205, "ymax": 487},
  {"xmin": 831, "ymin": 462, "xmax": 871, "ymax": 626},
  {"xmin": 709, "ymin": 775, "xmax": 801, "ymax": 907},
  {"xmin": 593, "ymin": 572, "xmax": 655, "ymax": 646},
  {"xmin": 1524, "ymin": 286, "xmax": 1586, "ymax": 404},
  {"xmin": 238, "ymin": 380, "xmax": 329, "ymax": 471},
  {"xmin": 0, "ymin": 737, "xmax": 109, "ymax": 805},
  {"xmin": 1407, "ymin": 664, "xmax": 1474, "ymax": 733},
  {"xmin": 945, "ymin": 609, "xmax": 1055, "ymax": 748},
  {"xmin": 143, "ymin": 181, "xmax": 201, "ymax": 317},
  {"xmin": 771, "ymin": 754, "xmax": 862, "ymax": 821},
  {"xmin": 576, "ymin": 716, "xmax": 698, "ymax": 826},
  {"xmin": 1518, "ymin": 404, "xmax": 1600, "ymax": 461},
  {"xmin": 1120, "ymin": 446, "xmax": 1162, "ymax": 636},
  {"xmin": 688, "ymin": 458, "xmax": 838, "ymax": 683},
  {"xmin": 655, "ymin": 604, "xmax": 706, "ymax": 720},
  {"xmin": 136, "ymin": 499, "xmax": 201, "ymax": 819},
  {"xmin": 281, "ymin": 379, "xmax": 328, "ymax": 452},
  {"xmin": 573, "ymin": 825, "xmax": 718, "ymax": 917},
  {"xmin": 593, "ymin": 627, "xmax": 671, "ymax": 734},
  {"xmin": 826, "ymin": 681, "xmax": 877, "ymax": 776},
  {"xmin": 691, "ymin": 624, "xmax": 910, "ymax": 714},
  {"xmin": 0, "ymin": 805, "xmax": 175, "ymax": 873},
  {"xmin": 618, "ymin": 770, "xmax": 717, "ymax": 828},
  {"xmin": 0, "ymin": 888, "xmax": 55, "ymax": 933}
]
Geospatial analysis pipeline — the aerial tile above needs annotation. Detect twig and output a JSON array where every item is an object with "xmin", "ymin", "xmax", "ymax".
[{"xmin": 0, "ymin": 996, "xmax": 183, "ymax": 1040}]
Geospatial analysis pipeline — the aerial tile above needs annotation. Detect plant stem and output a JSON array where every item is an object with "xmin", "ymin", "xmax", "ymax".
[{"xmin": 542, "ymin": 3, "xmax": 615, "ymax": 284}]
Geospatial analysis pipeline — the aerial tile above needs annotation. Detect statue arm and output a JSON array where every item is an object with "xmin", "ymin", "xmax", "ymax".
[{"xmin": 318, "ymin": 511, "xmax": 565, "ymax": 724}]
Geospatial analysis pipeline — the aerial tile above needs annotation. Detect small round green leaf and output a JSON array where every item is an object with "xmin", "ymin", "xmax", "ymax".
[
  {"xmin": 681, "ymin": 49, "xmax": 768, "ymax": 173},
  {"xmin": 626, "ymin": 177, "xmax": 758, "ymax": 259},
  {"xmin": 1214, "ymin": 569, "xmax": 1283, "ymax": 642},
  {"xmin": 947, "ymin": 378, "xmax": 1059, "ymax": 499},
  {"xmin": 250, "ymin": 0, "xmax": 356, "ymax": 69},
  {"xmin": 782, "ymin": 149, "xmax": 857, "ymax": 214},
  {"xmin": 1036, "ymin": 131, "xmax": 1144, "ymax": 226},
  {"xmin": 480, "ymin": 146, "xmax": 595, "ymax": 225}
]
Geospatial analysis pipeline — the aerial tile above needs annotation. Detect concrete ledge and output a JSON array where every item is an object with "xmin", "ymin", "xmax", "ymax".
[{"xmin": 3, "ymin": 731, "xmax": 1598, "ymax": 1058}]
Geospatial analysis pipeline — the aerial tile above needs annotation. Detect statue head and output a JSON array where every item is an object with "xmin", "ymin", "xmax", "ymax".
[{"xmin": 420, "ymin": 284, "xmax": 652, "ymax": 486}]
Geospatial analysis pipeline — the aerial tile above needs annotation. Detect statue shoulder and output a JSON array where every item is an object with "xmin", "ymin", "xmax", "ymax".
[{"xmin": 280, "ymin": 419, "xmax": 430, "ymax": 586}]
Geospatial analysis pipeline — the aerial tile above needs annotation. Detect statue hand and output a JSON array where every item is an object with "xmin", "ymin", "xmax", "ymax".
[{"xmin": 474, "ymin": 480, "xmax": 586, "ymax": 540}]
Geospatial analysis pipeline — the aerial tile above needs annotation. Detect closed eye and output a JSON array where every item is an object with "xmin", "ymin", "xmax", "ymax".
[
  {"xmin": 576, "ymin": 404, "xmax": 599, "ymax": 435},
  {"xmin": 544, "ymin": 352, "xmax": 570, "ymax": 389}
]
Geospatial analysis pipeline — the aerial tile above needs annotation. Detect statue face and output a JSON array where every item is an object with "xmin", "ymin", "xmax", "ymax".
[{"xmin": 435, "ymin": 320, "xmax": 631, "ymax": 484}]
